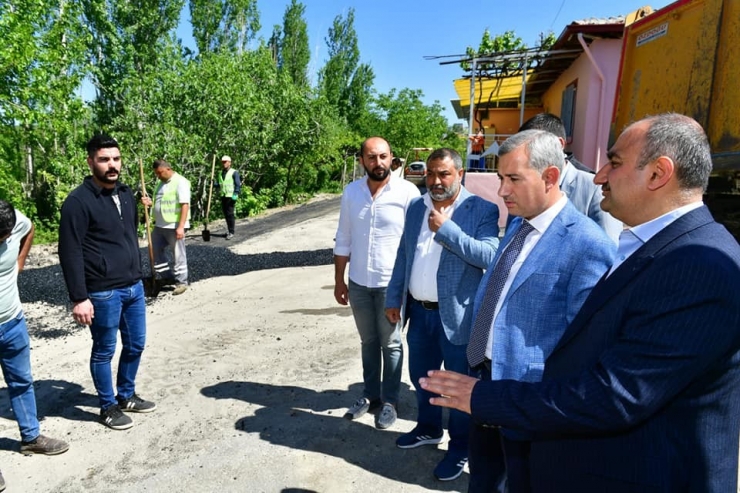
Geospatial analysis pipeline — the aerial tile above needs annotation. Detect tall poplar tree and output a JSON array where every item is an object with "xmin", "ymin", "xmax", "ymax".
[
  {"xmin": 189, "ymin": 0, "xmax": 260, "ymax": 54},
  {"xmin": 82, "ymin": 0, "xmax": 184, "ymax": 125},
  {"xmin": 277, "ymin": 0, "xmax": 310, "ymax": 87},
  {"xmin": 317, "ymin": 8, "xmax": 374, "ymax": 129}
]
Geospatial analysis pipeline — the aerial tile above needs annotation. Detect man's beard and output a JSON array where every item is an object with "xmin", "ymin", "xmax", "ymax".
[
  {"xmin": 94, "ymin": 167, "xmax": 120, "ymax": 184},
  {"xmin": 429, "ymin": 179, "xmax": 460, "ymax": 201},
  {"xmin": 366, "ymin": 166, "xmax": 390, "ymax": 182}
]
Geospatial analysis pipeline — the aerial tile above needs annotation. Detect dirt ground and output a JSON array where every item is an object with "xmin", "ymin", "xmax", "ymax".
[{"xmin": 1, "ymin": 194, "xmax": 468, "ymax": 493}]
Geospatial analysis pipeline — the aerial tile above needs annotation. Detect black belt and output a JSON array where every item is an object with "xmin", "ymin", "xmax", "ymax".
[
  {"xmin": 472, "ymin": 358, "xmax": 493, "ymax": 380},
  {"xmin": 411, "ymin": 297, "xmax": 439, "ymax": 310},
  {"xmin": 482, "ymin": 359, "xmax": 492, "ymax": 379},
  {"xmin": 474, "ymin": 359, "xmax": 498, "ymax": 428}
]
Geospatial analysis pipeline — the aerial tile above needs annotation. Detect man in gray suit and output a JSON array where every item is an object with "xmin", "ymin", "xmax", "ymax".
[
  {"xmin": 463, "ymin": 130, "xmax": 616, "ymax": 492},
  {"xmin": 385, "ymin": 148, "xmax": 499, "ymax": 482},
  {"xmin": 520, "ymin": 113, "xmax": 622, "ymax": 243}
]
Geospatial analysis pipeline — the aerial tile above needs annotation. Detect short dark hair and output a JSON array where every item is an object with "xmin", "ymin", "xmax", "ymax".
[
  {"xmin": 0, "ymin": 199, "xmax": 17, "ymax": 238},
  {"xmin": 86, "ymin": 133, "xmax": 119, "ymax": 158},
  {"xmin": 520, "ymin": 113, "xmax": 567, "ymax": 141},
  {"xmin": 638, "ymin": 113, "xmax": 712, "ymax": 192},
  {"xmin": 359, "ymin": 137, "xmax": 392, "ymax": 157},
  {"xmin": 153, "ymin": 159, "xmax": 171, "ymax": 170},
  {"xmin": 427, "ymin": 148, "xmax": 463, "ymax": 170}
]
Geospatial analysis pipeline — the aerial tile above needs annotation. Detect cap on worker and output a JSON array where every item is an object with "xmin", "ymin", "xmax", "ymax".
[{"xmin": 221, "ymin": 155, "xmax": 231, "ymax": 162}]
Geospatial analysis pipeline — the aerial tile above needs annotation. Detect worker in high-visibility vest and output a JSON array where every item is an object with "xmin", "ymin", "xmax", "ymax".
[
  {"xmin": 141, "ymin": 159, "xmax": 191, "ymax": 295},
  {"xmin": 215, "ymin": 155, "xmax": 241, "ymax": 240}
]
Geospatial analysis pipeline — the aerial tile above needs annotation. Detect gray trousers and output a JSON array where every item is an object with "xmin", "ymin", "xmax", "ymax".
[{"xmin": 151, "ymin": 227, "xmax": 188, "ymax": 285}]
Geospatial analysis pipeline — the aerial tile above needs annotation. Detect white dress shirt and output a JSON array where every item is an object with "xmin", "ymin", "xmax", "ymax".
[
  {"xmin": 485, "ymin": 194, "xmax": 568, "ymax": 359},
  {"xmin": 408, "ymin": 193, "xmax": 462, "ymax": 301},
  {"xmin": 334, "ymin": 176, "xmax": 420, "ymax": 288},
  {"xmin": 607, "ymin": 201, "xmax": 704, "ymax": 277}
]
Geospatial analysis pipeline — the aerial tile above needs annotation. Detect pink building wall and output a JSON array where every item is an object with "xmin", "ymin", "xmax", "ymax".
[{"xmin": 542, "ymin": 38, "xmax": 623, "ymax": 170}]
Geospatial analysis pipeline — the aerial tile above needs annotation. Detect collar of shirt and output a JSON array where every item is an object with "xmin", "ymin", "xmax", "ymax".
[
  {"xmin": 629, "ymin": 201, "xmax": 704, "ymax": 244},
  {"xmin": 607, "ymin": 201, "xmax": 703, "ymax": 277},
  {"xmin": 526, "ymin": 193, "xmax": 568, "ymax": 234},
  {"xmin": 558, "ymin": 160, "xmax": 572, "ymax": 187},
  {"xmin": 365, "ymin": 173, "xmax": 403, "ymax": 189}
]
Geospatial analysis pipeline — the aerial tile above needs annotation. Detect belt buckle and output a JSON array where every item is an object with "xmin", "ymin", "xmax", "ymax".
[{"xmin": 421, "ymin": 300, "xmax": 438, "ymax": 310}]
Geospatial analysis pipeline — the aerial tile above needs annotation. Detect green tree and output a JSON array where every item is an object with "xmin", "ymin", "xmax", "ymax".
[
  {"xmin": 0, "ymin": 0, "xmax": 90, "ymax": 231},
  {"xmin": 189, "ymin": 0, "xmax": 260, "ymax": 55},
  {"xmin": 345, "ymin": 63, "xmax": 375, "ymax": 129},
  {"xmin": 361, "ymin": 88, "xmax": 455, "ymax": 160},
  {"xmin": 317, "ymin": 8, "xmax": 374, "ymax": 127},
  {"xmin": 461, "ymin": 30, "xmax": 526, "ymax": 72},
  {"xmin": 82, "ymin": 0, "xmax": 184, "ymax": 126},
  {"xmin": 460, "ymin": 29, "xmax": 555, "ymax": 130},
  {"xmin": 277, "ymin": 0, "xmax": 310, "ymax": 87}
]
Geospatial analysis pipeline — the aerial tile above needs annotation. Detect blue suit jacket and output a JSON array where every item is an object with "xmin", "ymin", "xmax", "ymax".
[
  {"xmin": 471, "ymin": 206, "xmax": 740, "ymax": 492},
  {"xmin": 386, "ymin": 187, "xmax": 499, "ymax": 345},
  {"xmin": 475, "ymin": 200, "xmax": 615, "ymax": 385},
  {"xmin": 560, "ymin": 161, "xmax": 622, "ymax": 244}
]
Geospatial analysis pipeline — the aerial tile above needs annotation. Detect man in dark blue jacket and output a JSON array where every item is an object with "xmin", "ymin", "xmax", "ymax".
[{"xmin": 59, "ymin": 134, "xmax": 156, "ymax": 431}]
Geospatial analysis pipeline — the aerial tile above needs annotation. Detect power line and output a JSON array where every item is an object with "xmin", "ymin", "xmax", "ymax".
[{"xmin": 549, "ymin": 0, "xmax": 567, "ymax": 30}]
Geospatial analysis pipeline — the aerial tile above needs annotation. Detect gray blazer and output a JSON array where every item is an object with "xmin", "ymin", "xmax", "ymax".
[{"xmin": 560, "ymin": 161, "xmax": 622, "ymax": 244}]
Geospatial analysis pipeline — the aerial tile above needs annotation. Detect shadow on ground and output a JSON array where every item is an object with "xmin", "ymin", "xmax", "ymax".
[
  {"xmin": 0, "ymin": 379, "xmax": 100, "ymax": 451},
  {"xmin": 201, "ymin": 380, "xmax": 465, "ymax": 491}
]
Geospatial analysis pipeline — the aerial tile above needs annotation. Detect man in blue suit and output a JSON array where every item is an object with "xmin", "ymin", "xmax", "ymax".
[
  {"xmin": 421, "ymin": 113, "xmax": 740, "ymax": 493},
  {"xmin": 385, "ymin": 148, "xmax": 499, "ymax": 481},
  {"xmin": 520, "ymin": 113, "xmax": 622, "ymax": 244},
  {"xmin": 460, "ymin": 129, "xmax": 616, "ymax": 492}
]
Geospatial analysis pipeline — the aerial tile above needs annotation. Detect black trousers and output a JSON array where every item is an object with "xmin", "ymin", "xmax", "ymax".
[
  {"xmin": 220, "ymin": 197, "xmax": 236, "ymax": 234},
  {"xmin": 468, "ymin": 362, "xmax": 532, "ymax": 493}
]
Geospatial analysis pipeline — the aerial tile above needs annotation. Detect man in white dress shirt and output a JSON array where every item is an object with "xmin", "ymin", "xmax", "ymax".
[{"xmin": 334, "ymin": 137, "xmax": 420, "ymax": 430}]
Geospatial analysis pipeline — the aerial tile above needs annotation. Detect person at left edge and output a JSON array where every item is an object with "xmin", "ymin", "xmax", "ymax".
[
  {"xmin": 0, "ymin": 200, "xmax": 69, "ymax": 492},
  {"xmin": 334, "ymin": 136, "xmax": 420, "ymax": 430},
  {"xmin": 59, "ymin": 133, "xmax": 157, "ymax": 431},
  {"xmin": 141, "ymin": 159, "xmax": 191, "ymax": 295},
  {"xmin": 385, "ymin": 148, "xmax": 499, "ymax": 482}
]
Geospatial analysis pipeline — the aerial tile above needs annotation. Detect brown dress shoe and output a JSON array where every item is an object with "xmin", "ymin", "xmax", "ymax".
[{"xmin": 19, "ymin": 434, "xmax": 70, "ymax": 456}]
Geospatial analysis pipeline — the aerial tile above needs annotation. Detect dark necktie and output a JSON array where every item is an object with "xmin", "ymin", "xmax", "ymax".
[{"xmin": 467, "ymin": 220, "xmax": 535, "ymax": 368}]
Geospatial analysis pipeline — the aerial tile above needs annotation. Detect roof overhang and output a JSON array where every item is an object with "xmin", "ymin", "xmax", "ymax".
[{"xmin": 446, "ymin": 19, "xmax": 627, "ymax": 110}]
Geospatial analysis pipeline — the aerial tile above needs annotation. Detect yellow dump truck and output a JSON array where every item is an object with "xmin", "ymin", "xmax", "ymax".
[{"xmin": 611, "ymin": 0, "xmax": 740, "ymax": 237}]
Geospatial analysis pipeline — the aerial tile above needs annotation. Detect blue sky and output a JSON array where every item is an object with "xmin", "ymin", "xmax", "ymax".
[{"xmin": 176, "ymin": 0, "xmax": 673, "ymax": 124}]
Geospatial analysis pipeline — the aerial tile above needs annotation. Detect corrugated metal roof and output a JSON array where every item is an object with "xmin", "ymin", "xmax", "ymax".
[{"xmin": 571, "ymin": 16, "xmax": 627, "ymax": 26}]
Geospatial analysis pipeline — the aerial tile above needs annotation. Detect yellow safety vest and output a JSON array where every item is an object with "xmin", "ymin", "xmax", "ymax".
[
  {"xmin": 218, "ymin": 168, "xmax": 236, "ymax": 197},
  {"xmin": 155, "ymin": 173, "xmax": 190, "ymax": 224}
]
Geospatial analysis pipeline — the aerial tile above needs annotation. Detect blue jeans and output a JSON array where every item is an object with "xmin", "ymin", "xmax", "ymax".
[
  {"xmin": 407, "ymin": 299, "xmax": 470, "ymax": 456},
  {"xmin": 0, "ymin": 312, "xmax": 40, "ymax": 441},
  {"xmin": 88, "ymin": 281, "xmax": 147, "ymax": 410},
  {"xmin": 348, "ymin": 280, "xmax": 402, "ymax": 405}
]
